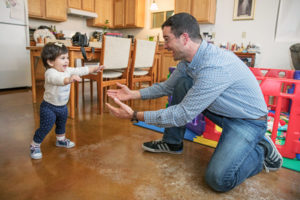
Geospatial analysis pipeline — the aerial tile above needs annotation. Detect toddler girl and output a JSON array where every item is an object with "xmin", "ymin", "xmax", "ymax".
[{"xmin": 30, "ymin": 42, "xmax": 103, "ymax": 159}]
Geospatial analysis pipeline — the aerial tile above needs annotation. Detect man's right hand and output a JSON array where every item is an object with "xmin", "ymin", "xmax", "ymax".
[{"xmin": 107, "ymin": 82, "xmax": 140, "ymax": 101}]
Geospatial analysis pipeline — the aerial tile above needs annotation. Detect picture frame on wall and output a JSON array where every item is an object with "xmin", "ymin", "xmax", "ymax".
[{"xmin": 233, "ymin": 0, "xmax": 256, "ymax": 20}]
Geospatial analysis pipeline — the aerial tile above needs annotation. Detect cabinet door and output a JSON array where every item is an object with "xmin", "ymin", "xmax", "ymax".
[
  {"xmin": 87, "ymin": 0, "xmax": 113, "ymax": 27},
  {"xmin": 125, "ymin": 0, "xmax": 135, "ymax": 27},
  {"xmin": 68, "ymin": 0, "xmax": 81, "ymax": 9},
  {"xmin": 28, "ymin": 0, "xmax": 45, "ymax": 18},
  {"xmin": 45, "ymin": 0, "xmax": 67, "ymax": 21},
  {"xmin": 160, "ymin": 52, "xmax": 179, "ymax": 81},
  {"xmin": 114, "ymin": 0, "xmax": 125, "ymax": 28},
  {"xmin": 82, "ymin": 0, "xmax": 94, "ymax": 11},
  {"xmin": 191, "ymin": 0, "xmax": 216, "ymax": 24},
  {"xmin": 174, "ymin": 0, "xmax": 191, "ymax": 14},
  {"xmin": 125, "ymin": 0, "xmax": 144, "ymax": 27}
]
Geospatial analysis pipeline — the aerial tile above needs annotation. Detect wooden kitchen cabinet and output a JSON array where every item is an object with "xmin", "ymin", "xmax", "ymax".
[
  {"xmin": 87, "ymin": 0, "xmax": 114, "ymax": 28},
  {"xmin": 160, "ymin": 52, "xmax": 179, "ymax": 81},
  {"xmin": 113, "ymin": 0, "xmax": 125, "ymax": 28},
  {"xmin": 82, "ymin": 0, "xmax": 94, "ymax": 11},
  {"xmin": 28, "ymin": 0, "xmax": 67, "ymax": 22},
  {"xmin": 174, "ymin": 0, "xmax": 216, "ymax": 24},
  {"xmin": 68, "ymin": 0, "xmax": 94, "ymax": 12},
  {"xmin": 28, "ymin": 0, "xmax": 44, "ymax": 18},
  {"xmin": 68, "ymin": 0, "xmax": 81, "ymax": 9},
  {"xmin": 157, "ymin": 46, "xmax": 179, "ymax": 82},
  {"xmin": 114, "ymin": 0, "xmax": 145, "ymax": 28},
  {"xmin": 125, "ymin": 0, "xmax": 145, "ymax": 27}
]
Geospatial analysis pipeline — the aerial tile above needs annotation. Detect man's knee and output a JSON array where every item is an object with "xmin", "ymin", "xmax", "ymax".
[{"xmin": 205, "ymin": 168, "xmax": 236, "ymax": 192}]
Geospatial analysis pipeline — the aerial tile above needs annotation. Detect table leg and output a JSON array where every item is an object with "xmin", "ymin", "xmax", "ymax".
[
  {"xmin": 69, "ymin": 52, "xmax": 75, "ymax": 119},
  {"xmin": 30, "ymin": 52, "xmax": 37, "ymax": 103}
]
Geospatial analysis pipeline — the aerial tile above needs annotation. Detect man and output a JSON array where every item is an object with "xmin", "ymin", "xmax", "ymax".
[{"xmin": 106, "ymin": 13, "xmax": 282, "ymax": 192}]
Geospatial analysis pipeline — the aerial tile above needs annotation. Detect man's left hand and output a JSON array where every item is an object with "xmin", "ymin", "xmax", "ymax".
[{"xmin": 106, "ymin": 97, "xmax": 133, "ymax": 119}]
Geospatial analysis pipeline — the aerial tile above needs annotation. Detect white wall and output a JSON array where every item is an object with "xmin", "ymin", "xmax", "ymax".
[
  {"xmin": 29, "ymin": 0, "xmax": 299, "ymax": 69},
  {"xmin": 204, "ymin": 0, "xmax": 297, "ymax": 69},
  {"xmin": 123, "ymin": 0, "xmax": 298, "ymax": 69}
]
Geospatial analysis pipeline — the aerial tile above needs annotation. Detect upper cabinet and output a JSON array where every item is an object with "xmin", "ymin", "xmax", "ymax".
[
  {"xmin": 68, "ymin": 0, "xmax": 94, "ymax": 12},
  {"xmin": 113, "ymin": 0, "xmax": 125, "ymax": 28},
  {"xmin": 87, "ymin": 0, "xmax": 114, "ymax": 28},
  {"xmin": 114, "ymin": 0, "xmax": 145, "ymax": 28},
  {"xmin": 125, "ymin": 0, "xmax": 145, "ymax": 28},
  {"xmin": 28, "ymin": 0, "xmax": 67, "ymax": 21},
  {"xmin": 174, "ymin": 0, "xmax": 216, "ymax": 24}
]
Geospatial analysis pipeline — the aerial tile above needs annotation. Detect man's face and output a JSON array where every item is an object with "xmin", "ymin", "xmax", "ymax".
[{"xmin": 163, "ymin": 26, "xmax": 185, "ymax": 61}]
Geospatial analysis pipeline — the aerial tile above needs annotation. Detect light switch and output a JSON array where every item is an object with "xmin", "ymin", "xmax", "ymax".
[{"xmin": 242, "ymin": 32, "xmax": 246, "ymax": 39}]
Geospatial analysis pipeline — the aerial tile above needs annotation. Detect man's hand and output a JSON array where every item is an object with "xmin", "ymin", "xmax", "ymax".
[
  {"xmin": 107, "ymin": 82, "xmax": 139, "ymax": 101},
  {"xmin": 106, "ymin": 97, "xmax": 134, "ymax": 119}
]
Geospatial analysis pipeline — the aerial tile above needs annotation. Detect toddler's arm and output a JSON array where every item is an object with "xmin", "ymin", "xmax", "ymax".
[{"xmin": 64, "ymin": 75, "xmax": 81, "ymax": 85}]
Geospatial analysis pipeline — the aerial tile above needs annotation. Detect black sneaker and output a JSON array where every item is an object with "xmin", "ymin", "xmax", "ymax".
[
  {"xmin": 259, "ymin": 135, "xmax": 283, "ymax": 172},
  {"xmin": 142, "ymin": 139, "xmax": 183, "ymax": 154}
]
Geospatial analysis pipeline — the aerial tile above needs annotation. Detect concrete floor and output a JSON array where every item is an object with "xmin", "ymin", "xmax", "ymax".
[{"xmin": 0, "ymin": 85, "xmax": 299, "ymax": 200}]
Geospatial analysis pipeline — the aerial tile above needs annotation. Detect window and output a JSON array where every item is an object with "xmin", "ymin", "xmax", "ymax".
[{"xmin": 151, "ymin": 10, "xmax": 174, "ymax": 28}]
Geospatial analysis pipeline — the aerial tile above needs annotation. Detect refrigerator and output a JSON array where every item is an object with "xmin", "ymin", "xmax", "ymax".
[{"xmin": 0, "ymin": 0, "xmax": 31, "ymax": 89}]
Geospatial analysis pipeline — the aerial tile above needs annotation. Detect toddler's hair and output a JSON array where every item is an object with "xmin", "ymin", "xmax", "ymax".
[{"xmin": 41, "ymin": 42, "xmax": 68, "ymax": 69}]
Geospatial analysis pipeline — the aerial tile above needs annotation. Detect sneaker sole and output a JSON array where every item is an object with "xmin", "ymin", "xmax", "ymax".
[
  {"xmin": 264, "ymin": 136, "xmax": 283, "ymax": 171},
  {"xmin": 56, "ymin": 143, "xmax": 75, "ymax": 148},
  {"xmin": 142, "ymin": 144, "xmax": 183, "ymax": 154},
  {"xmin": 31, "ymin": 154, "xmax": 42, "ymax": 159}
]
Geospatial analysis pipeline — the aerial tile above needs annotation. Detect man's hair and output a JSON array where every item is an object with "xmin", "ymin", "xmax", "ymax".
[
  {"xmin": 162, "ymin": 12, "xmax": 202, "ymax": 42},
  {"xmin": 41, "ymin": 42, "xmax": 68, "ymax": 69}
]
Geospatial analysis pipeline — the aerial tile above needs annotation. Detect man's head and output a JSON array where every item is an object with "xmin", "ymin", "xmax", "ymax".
[
  {"xmin": 162, "ymin": 13, "xmax": 202, "ymax": 43},
  {"xmin": 161, "ymin": 13, "xmax": 202, "ymax": 62}
]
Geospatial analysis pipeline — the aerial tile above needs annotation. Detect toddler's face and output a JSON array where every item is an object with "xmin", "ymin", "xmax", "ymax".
[{"xmin": 51, "ymin": 53, "xmax": 69, "ymax": 72}]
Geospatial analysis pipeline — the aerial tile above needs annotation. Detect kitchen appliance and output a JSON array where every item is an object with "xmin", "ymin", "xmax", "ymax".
[{"xmin": 0, "ymin": 0, "xmax": 31, "ymax": 89}]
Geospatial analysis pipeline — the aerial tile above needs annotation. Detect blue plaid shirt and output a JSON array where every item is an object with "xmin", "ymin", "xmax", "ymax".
[{"xmin": 140, "ymin": 40, "xmax": 267, "ymax": 128}]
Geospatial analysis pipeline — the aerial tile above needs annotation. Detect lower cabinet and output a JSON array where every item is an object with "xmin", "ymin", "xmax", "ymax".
[{"xmin": 158, "ymin": 47, "xmax": 179, "ymax": 82}]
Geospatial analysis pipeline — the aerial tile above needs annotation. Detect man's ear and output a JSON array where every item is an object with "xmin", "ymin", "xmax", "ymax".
[
  {"xmin": 181, "ymin": 33, "xmax": 189, "ymax": 45},
  {"xmin": 47, "ymin": 59, "xmax": 54, "ymax": 67}
]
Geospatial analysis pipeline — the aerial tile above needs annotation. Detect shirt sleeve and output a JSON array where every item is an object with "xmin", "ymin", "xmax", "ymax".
[
  {"xmin": 67, "ymin": 66, "xmax": 89, "ymax": 76},
  {"xmin": 140, "ymin": 62, "xmax": 187, "ymax": 99},
  {"xmin": 144, "ymin": 65, "xmax": 232, "ymax": 128},
  {"xmin": 45, "ymin": 69, "xmax": 66, "ymax": 86}
]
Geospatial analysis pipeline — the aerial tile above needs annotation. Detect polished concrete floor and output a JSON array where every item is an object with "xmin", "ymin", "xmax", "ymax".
[{"xmin": 0, "ymin": 85, "xmax": 299, "ymax": 200}]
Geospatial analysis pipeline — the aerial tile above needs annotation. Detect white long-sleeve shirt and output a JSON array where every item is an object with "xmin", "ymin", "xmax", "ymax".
[{"xmin": 43, "ymin": 67, "xmax": 89, "ymax": 106}]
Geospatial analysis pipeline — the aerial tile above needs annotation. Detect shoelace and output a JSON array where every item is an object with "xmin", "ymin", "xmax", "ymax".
[{"xmin": 263, "ymin": 163, "xmax": 270, "ymax": 173}]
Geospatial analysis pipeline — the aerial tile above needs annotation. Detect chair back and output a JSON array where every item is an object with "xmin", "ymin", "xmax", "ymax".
[
  {"xmin": 101, "ymin": 36, "xmax": 131, "ymax": 69},
  {"xmin": 133, "ymin": 39, "xmax": 157, "ymax": 69}
]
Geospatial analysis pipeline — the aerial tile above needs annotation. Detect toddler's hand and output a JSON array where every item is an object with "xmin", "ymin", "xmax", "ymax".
[
  {"xmin": 94, "ymin": 65, "xmax": 105, "ymax": 73},
  {"xmin": 69, "ymin": 75, "xmax": 81, "ymax": 83}
]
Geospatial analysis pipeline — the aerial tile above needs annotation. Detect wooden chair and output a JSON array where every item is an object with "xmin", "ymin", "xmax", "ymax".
[
  {"xmin": 129, "ymin": 39, "xmax": 157, "ymax": 90},
  {"xmin": 78, "ymin": 35, "xmax": 132, "ymax": 114}
]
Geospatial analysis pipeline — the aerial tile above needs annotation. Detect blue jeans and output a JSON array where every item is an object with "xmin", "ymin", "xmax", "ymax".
[
  {"xmin": 163, "ymin": 76, "xmax": 267, "ymax": 192},
  {"xmin": 33, "ymin": 101, "xmax": 68, "ymax": 144}
]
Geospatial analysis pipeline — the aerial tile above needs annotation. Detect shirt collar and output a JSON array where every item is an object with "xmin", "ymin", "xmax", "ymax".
[{"xmin": 186, "ymin": 40, "xmax": 208, "ymax": 69}]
